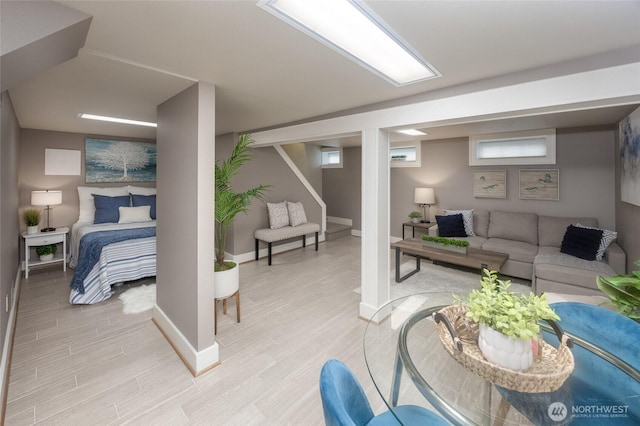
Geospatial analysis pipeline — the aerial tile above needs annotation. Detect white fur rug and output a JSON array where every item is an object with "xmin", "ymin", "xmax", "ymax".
[{"xmin": 119, "ymin": 284, "xmax": 156, "ymax": 314}]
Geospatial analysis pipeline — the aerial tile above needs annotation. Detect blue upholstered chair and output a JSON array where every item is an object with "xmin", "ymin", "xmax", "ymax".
[
  {"xmin": 319, "ymin": 359, "xmax": 449, "ymax": 426},
  {"xmin": 497, "ymin": 302, "xmax": 640, "ymax": 425}
]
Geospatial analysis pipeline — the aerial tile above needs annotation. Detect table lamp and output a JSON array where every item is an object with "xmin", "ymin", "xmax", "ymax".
[
  {"xmin": 414, "ymin": 187, "xmax": 435, "ymax": 223},
  {"xmin": 31, "ymin": 190, "xmax": 62, "ymax": 232}
]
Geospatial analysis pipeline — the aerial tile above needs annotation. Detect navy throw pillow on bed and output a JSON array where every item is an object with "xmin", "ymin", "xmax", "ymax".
[
  {"xmin": 436, "ymin": 213, "xmax": 467, "ymax": 237},
  {"xmin": 560, "ymin": 224, "xmax": 603, "ymax": 261},
  {"xmin": 131, "ymin": 194, "xmax": 156, "ymax": 220},
  {"xmin": 93, "ymin": 194, "xmax": 130, "ymax": 224}
]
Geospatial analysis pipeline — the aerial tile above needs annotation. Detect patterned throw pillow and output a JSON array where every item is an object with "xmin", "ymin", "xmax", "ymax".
[
  {"xmin": 287, "ymin": 201, "xmax": 308, "ymax": 227},
  {"xmin": 575, "ymin": 223, "xmax": 617, "ymax": 261},
  {"xmin": 444, "ymin": 209, "xmax": 475, "ymax": 236},
  {"xmin": 267, "ymin": 201, "xmax": 289, "ymax": 229}
]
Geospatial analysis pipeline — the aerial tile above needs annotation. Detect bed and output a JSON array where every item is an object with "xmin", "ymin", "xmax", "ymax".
[{"xmin": 68, "ymin": 185, "xmax": 157, "ymax": 304}]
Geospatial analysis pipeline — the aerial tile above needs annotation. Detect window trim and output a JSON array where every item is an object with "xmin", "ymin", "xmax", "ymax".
[
  {"xmin": 469, "ymin": 129, "xmax": 556, "ymax": 166},
  {"xmin": 321, "ymin": 147, "xmax": 343, "ymax": 168},
  {"xmin": 390, "ymin": 141, "xmax": 421, "ymax": 168}
]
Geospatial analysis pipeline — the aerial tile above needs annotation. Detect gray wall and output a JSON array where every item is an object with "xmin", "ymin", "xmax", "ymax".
[
  {"xmin": 282, "ymin": 143, "xmax": 323, "ymax": 196},
  {"xmin": 217, "ymin": 137, "xmax": 323, "ymax": 257},
  {"xmin": 616, "ymin": 108, "xmax": 640, "ymax": 273},
  {"xmin": 156, "ymin": 82, "xmax": 215, "ymax": 352},
  {"xmin": 322, "ymin": 146, "xmax": 362, "ymax": 230},
  {"xmin": 18, "ymin": 129, "xmax": 154, "ymax": 234},
  {"xmin": 390, "ymin": 126, "xmax": 617, "ymax": 239},
  {"xmin": 1, "ymin": 91, "xmax": 20, "ymax": 390}
]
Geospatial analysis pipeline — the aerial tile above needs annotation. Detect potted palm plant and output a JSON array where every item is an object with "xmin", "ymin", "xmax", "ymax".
[
  {"xmin": 215, "ymin": 134, "xmax": 270, "ymax": 281},
  {"xmin": 23, "ymin": 208, "xmax": 41, "ymax": 234}
]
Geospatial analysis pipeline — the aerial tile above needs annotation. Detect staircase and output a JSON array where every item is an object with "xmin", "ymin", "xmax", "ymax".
[{"xmin": 325, "ymin": 222, "xmax": 352, "ymax": 241}]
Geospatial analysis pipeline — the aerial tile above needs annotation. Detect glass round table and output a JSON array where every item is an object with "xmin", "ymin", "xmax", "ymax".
[{"xmin": 363, "ymin": 292, "xmax": 640, "ymax": 426}]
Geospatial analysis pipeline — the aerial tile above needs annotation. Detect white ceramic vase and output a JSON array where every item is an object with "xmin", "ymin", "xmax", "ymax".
[
  {"xmin": 478, "ymin": 323, "xmax": 533, "ymax": 371},
  {"xmin": 411, "ymin": 218, "xmax": 419, "ymax": 224},
  {"xmin": 39, "ymin": 253, "xmax": 54, "ymax": 262},
  {"xmin": 27, "ymin": 226, "xmax": 39, "ymax": 235}
]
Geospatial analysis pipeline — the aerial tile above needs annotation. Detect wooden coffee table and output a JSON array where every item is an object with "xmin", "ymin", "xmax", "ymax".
[{"xmin": 390, "ymin": 238, "xmax": 509, "ymax": 283}]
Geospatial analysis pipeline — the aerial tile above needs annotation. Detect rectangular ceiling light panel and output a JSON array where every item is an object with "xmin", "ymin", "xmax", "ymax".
[{"xmin": 258, "ymin": 0, "xmax": 440, "ymax": 86}]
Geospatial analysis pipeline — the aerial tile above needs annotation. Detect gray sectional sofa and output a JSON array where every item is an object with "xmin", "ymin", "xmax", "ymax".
[{"xmin": 429, "ymin": 209, "xmax": 626, "ymax": 296}]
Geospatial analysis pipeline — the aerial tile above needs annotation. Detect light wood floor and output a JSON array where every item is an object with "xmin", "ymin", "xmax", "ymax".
[{"xmin": 5, "ymin": 236, "xmax": 392, "ymax": 425}]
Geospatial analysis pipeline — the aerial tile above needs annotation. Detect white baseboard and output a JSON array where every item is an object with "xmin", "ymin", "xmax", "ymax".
[
  {"xmin": 327, "ymin": 216, "xmax": 352, "ymax": 226},
  {"xmin": 351, "ymin": 229, "xmax": 362, "ymax": 237},
  {"xmin": 1, "ymin": 267, "xmax": 22, "ymax": 415},
  {"xmin": 152, "ymin": 304, "xmax": 219, "ymax": 376}
]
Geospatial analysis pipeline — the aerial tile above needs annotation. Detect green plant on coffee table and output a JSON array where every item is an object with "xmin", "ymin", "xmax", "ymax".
[
  {"xmin": 597, "ymin": 260, "xmax": 640, "ymax": 322},
  {"xmin": 422, "ymin": 235, "xmax": 470, "ymax": 248},
  {"xmin": 36, "ymin": 244, "xmax": 57, "ymax": 256},
  {"xmin": 408, "ymin": 210, "xmax": 422, "ymax": 219},
  {"xmin": 457, "ymin": 268, "xmax": 559, "ymax": 340},
  {"xmin": 23, "ymin": 209, "xmax": 41, "ymax": 227}
]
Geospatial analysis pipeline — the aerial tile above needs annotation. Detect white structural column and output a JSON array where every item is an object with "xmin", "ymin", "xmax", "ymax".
[{"xmin": 359, "ymin": 128, "xmax": 390, "ymax": 319}]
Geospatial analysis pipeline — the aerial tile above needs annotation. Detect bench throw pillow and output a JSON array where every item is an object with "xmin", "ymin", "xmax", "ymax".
[
  {"xmin": 444, "ymin": 209, "xmax": 475, "ymax": 236},
  {"xmin": 436, "ymin": 213, "xmax": 467, "ymax": 237},
  {"xmin": 560, "ymin": 225, "xmax": 603, "ymax": 261},
  {"xmin": 267, "ymin": 201, "xmax": 289, "ymax": 229},
  {"xmin": 287, "ymin": 201, "xmax": 308, "ymax": 227},
  {"xmin": 93, "ymin": 194, "xmax": 131, "ymax": 224},
  {"xmin": 575, "ymin": 223, "xmax": 617, "ymax": 261}
]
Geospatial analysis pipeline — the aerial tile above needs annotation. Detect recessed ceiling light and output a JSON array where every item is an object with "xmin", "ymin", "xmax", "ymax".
[
  {"xmin": 79, "ymin": 113, "xmax": 157, "ymax": 128},
  {"xmin": 258, "ymin": 0, "xmax": 440, "ymax": 86},
  {"xmin": 397, "ymin": 129, "xmax": 428, "ymax": 136}
]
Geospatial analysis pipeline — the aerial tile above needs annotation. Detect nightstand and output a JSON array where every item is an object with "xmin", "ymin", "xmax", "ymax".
[{"xmin": 22, "ymin": 227, "xmax": 69, "ymax": 279}]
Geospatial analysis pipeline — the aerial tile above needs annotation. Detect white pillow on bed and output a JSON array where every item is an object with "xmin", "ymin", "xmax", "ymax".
[
  {"xmin": 118, "ymin": 206, "xmax": 152, "ymax": 224},
  {"xmin": 77, "ymin": 186, "xmax": 129, "ymax": 223},
  {"xmin": 128, "ymin": 185, "xmax": 156, "ymax": 195}
]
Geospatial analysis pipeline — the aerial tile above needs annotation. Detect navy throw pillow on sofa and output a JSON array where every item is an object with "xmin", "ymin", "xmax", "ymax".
[
  {"xmin": 560, "ymin": 224, "xmax": 603, "ymax": 261},
  {"xmin": 436, "ymin": 213, "xmax": 467, "ymax": 237},
  {"xmin": 131, "ymin": 194, "xmax": 156, "ymax": 220},
  {"xmin": 93, "ymin": 194, "xmax": 130, "ymax": 224}
]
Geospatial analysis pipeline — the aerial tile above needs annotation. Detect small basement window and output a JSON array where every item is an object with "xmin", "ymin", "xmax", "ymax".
[
  {"xmin": 321, "ymin": 147, "xmax": 343, "ymax": 168},
  {"xmin": 469, "ymin": 129, "xmax": 556, "ymax": 166},
  {"xmin": 390, "ymin": 142, "xmax": 421, "ymax": 167}
]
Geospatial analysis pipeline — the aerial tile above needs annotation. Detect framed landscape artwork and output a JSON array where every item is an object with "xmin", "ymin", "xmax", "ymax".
[
  {"xmin": 620, "ymin": 106, "xmax": 640, "ymax": 207},
  {"xmin": 473, "ymin": 170, "xmax": 507, "ymax": 198},
  {"xmin": 85, "ymin": 138, "xmax": 157, "ymax": 183},
  {"xmin": 519, "ymin": 169, "xmax": 559, "ymax": 200}
]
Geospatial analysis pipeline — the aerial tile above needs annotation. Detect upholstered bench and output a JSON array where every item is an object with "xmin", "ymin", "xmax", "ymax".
[{"xmin": 254, "ymin": 222, "xmax": 320, "ymax": 265}]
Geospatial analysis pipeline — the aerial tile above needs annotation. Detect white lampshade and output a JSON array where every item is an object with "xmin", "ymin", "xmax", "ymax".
[
  {"xmin": 414, "ymin": 187, "xmax": 435, "ymax": 205},
  {"xmin": 31, "ymin": 190, "xmax": 62, "ymax": 206}
]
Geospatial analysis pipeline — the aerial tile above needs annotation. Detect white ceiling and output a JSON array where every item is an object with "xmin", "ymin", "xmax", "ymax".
[{"xmin": 7, "ymin": 0, "xmax": 640, "ymax": 142}]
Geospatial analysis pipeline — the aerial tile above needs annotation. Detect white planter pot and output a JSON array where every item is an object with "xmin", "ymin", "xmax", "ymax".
[
  {"xmin": 27, "ymin": 226, "xmax": 39, "ymax": 235},
  {"xmin": 478, "ymin": 324, "xmax": 533, "ymax": 371},
  {"xmin": 422, "ymin": 240, "xmax": 467, "ymax": 254},
  {"xmin": 39, "ymin": 253, "xmax": 54, "ymax": 262},
  {"xmin": 411, "ymin": 218, "xmax": 419, "ymax": 224},
  {"xmin": 214, "ymin": 262, "xmax": 239, "ymax": 299}
]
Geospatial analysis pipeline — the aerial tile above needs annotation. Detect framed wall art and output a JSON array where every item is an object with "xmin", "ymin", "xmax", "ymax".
[
  {"xmin": 85, "ymin": 138, "xmax": 156, "ymax": 183},
  {"xmin": 473, "ymin": 170, "xmax": 506, "ymax": 198},
  {"xmin": 519, "ymin": 169, "xmax": 559, "ymax": 200},
  {"xmin": 620, "ymin": 106, "xmax": 640, "ymax": 207}
]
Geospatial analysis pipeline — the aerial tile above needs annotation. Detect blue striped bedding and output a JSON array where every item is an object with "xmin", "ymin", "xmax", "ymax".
[{"xmin": 69, "ymin": 222, "xmax": 156, "ymax": 304}]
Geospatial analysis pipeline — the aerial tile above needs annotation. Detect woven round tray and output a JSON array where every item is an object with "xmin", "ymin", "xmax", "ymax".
[{"xmin": 434, "ymin": 305, "xmax": 575, "ymax": 393}]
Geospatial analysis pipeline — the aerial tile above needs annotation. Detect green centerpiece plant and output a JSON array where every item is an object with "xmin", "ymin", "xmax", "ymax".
[
  {"xmin": 456, "ymin": 268, "xmax": 560, "ymax": 371},
  {"xmin": 597, "ymin": 260, "xmax": 640, "ymax": 322},
  {"xmin": 215, "ymin": 134, "xmax": 270, "ymax": 272},
  {"xmin": 422, "ymin": 235, "xmax": 469, "ymax": 249}
]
